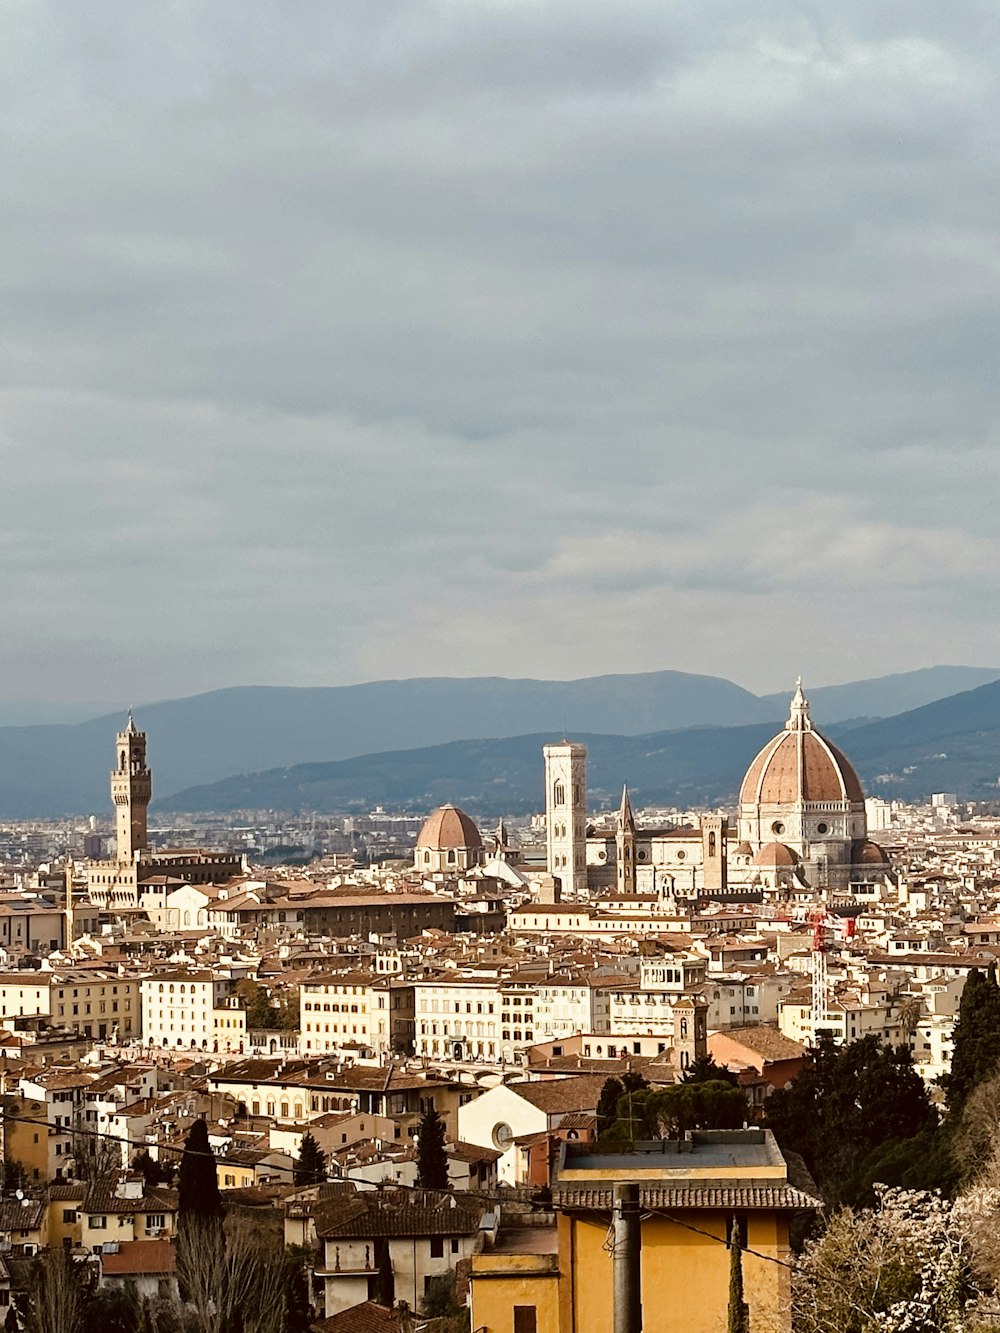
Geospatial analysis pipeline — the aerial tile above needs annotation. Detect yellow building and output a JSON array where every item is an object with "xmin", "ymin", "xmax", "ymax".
[{"xmin": 469, "ymin": 1129, "xmax": 819, "ymax": 1333}]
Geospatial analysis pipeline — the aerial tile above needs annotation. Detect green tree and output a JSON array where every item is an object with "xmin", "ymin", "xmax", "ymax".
[
  {"xmin": 766, "ymin": 1034, "xmax": 937, "ymax": 1207},
  {"xmin": 943, "ymin": 966, "xmax": 1000, "ymax": 1114},
  {"xmin": 596, "ymin": 1078, "xmax": 624, "ymax": 1136},
  {"xmin": 422, "ymin": 1271, "xmax": 461, "ymax": 1318},
  {"xmin": 682, "ymin": 1054, "xmax": 738, "ymax": 1086},
  {"xmin": 2, "ymin": 1159, "xmax": 27, "ymax": 1195},
  {"xmin": 415, "ymin": 1105, "xmax": 449, "ymax": 1191},
  {"xmin": 293, "ymin": 1132, "xmax": 327, "ymax": 1187},
  {"xmin": 236, "ymin": 980, "xmax": 281, "ymax": 1030},
  {"xmin": 132, "ymin": 1148, "xmax": 164, "ymax": 1187},
  {"xmin": 82, "ymin": 1282, "xmax": 140, "ymax": 1333}
]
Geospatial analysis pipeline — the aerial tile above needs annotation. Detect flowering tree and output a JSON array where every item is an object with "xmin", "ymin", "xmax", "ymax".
[{"xmin": 792, "ymin": 1187, "xmax": 978, "ymax": 1333}]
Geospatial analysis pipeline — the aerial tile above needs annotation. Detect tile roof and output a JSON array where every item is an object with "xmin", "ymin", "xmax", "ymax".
[
  {"xmin": 310, "ymin": 1302, "xmax": 401, "ymax": 1333},
  {"xmin": 82, "ymin": 1175, "xmax": 178, "ymax": 1216},
  {"xmin": 0, "ymin": 1198, "xmax": 46, "ymax": 1231},
  {"xmin": 506, "ymin": 1075, "xmax": 608, "ymax": 1114},
  {"xmin": 101, "ymin": 1239, "xmax": 175, "ymax": 1276},
  {"xmin": 316, "ymin": 1194, "xmax": 481, "ymax": 1240},
  {"xmin": 712, "ymin": 1026, "xmax": 807, "ymax": 1062},
  {"xmin": 553, "ymin": 1183, "xmax": 821, "ymax": 1211}
]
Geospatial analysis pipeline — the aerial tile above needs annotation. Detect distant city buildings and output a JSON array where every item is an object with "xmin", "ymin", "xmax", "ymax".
[{"xmin": 0, "ymin": 682, "xmax": 994, "ymax": 1327}]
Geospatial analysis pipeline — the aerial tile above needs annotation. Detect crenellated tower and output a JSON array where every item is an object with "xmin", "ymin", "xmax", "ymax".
[{"xmin": 111, "ymin": 711, "xmax": 151, "ymax": 862}]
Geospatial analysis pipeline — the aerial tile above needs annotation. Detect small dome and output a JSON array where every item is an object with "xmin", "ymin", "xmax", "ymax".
[
  {"xmin": 734, "ymin": 841, "xmax": 754, "ymax": 856},
  {"xmin": 753, "ymin": 842, "xmax": 799, "ymax": 868},
  {"xmin": 416, "ymin": 804, "xmax": 483, "ymax": 851},
  {"xmin": 740, "ymin": 681, "xmax": 865, "ymax": 806},
  {"xmin": 852, "ymin": 839, "xmax": 888, "ymax": 866}
]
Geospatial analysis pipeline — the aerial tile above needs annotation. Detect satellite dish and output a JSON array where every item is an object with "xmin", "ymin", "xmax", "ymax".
[{"xmin": 14, "ymin": 1190, "xmax": 23, "ymax": 1201}]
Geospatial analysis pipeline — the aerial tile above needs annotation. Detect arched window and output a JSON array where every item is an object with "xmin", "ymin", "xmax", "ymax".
[
  {"xmin": 553, "ymin": 782, "xmax": 565, "ymax": 806},
  {"xmin": 447, "ymin": 849, "xmax": 456, "ymax": 864},
  {"xmin": 708, "ymin": 832, "xmax": 717, "ymax": 857},
  {"xmin": 423, "ymin": 851, "xmax": 430, "ymax": 864}
]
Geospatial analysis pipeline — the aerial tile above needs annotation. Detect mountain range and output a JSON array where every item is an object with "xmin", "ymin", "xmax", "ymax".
[
  {"xmin": 0, "ymin": 665, "xmax": 997, "ymax": 818},
  {"xmin": 158, "ymin": 677, "xmax": 1000, "ymax": 817}
]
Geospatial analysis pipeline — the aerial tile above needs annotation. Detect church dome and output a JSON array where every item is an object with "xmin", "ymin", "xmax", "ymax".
[
  {"xmin": 416, "ymin": 804, "xmax": 483, "ymax": 851},
  {"xmin": 740, "ymin": 681, "xmax": 865, "ymax": 807},
  {"xmin": 852, "ymin": 839, "xmax": 888, "ymax": 866},
  {"xmin": 753, "ymin": 842, "xmax": 799, "ymax": 868}
]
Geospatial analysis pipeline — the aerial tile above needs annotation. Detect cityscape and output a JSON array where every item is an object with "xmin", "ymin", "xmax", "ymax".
[{"xmin": 0, "ymin": 674, "xmax": 998, "ymax": 1330}]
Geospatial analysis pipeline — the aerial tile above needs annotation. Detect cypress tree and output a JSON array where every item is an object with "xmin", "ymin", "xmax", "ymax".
[
  {"xmin": 294, "ymin": 1132, "xmax": 327, "ymax": 1187},
  {"xmin": 178, "ymin": 1118, "xmax": 224, "ymax": 1223},
  {"xmin": 597, "ymin": 1078, "xmax": 624, "ymax": 1136},
  {"xmin": 945, "ymin": 966, "xmax": 1000, "ymax": 1112},
  {"xmin": 374, "ymin": 1237, "xmax": 395, "ymax": 1308},
  {"xmin": 415, "ymin": 1105, "xmax": 449, "ymax": 1191},
  {"xmin": 727, "ymin": 1215, "xmax": 749, "ymax": 1333}
]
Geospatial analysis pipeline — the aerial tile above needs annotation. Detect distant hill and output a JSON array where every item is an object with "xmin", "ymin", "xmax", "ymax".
[
  {"xmin": 831, "ymin": 677, "xmax": 1000, "ymax": 801},
  {"xmin": 0, "ymin": 671, "xmax": 775, "ymax": 817},
  {"xmin": 761, "ymin": 666, "xmax": 1000, "ymax": 723},
  {"xmin": 3, "ymin": 666, "xmax": 1000, "ymax": 819},
  {"xmin": 158, "ymin": 679, "xmax": 1000, "ymax": 815},
  {"xmin": 156, "ymin": 722, "xmax": 784, "ymax": 817}
]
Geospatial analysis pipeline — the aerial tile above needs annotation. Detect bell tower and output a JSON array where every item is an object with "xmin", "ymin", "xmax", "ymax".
[
  {"xmin": 616, "ymin": 785, "xmax": 637, "ymax": 896},
  {"xmin": 111, "ymin": 711, "xmax": 151, "ymax": 862},
  {"xmin": 544, "ymin": 742, "xmax": 588, "ymax": 896}
]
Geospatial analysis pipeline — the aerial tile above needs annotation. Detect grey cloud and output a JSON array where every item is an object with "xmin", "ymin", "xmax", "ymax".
[{"xmin": 1, "ymin": 2, "xmax": 999, "ymax": 708}]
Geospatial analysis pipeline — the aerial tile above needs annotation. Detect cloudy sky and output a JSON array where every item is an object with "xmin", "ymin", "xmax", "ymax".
[{"xmin": 3, "ymin": 1, "xmax": 999, "ymax": 719}]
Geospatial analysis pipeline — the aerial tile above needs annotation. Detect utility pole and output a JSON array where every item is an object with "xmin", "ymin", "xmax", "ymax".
[{"xmin": 613, "ymin": 1181, "xmax": 642, "ymax": 1333}]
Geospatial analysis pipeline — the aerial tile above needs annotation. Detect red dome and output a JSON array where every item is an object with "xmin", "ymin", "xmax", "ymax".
[
  {"xmin": 416, "ymin": 804, "xmax": 483, "ymax": 851},
  {"xmin": 852, "ymin": 839, "xmax": 888, "ymax": 866},
  {"xmin": 753, "ymin": 842, "xmax": 799, "ymax": 868},
  {"xmin": 740, "ymin": 682, "xmax": 864, "ymax": 807}
]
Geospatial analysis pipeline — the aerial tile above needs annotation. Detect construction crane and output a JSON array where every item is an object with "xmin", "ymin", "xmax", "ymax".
[{"xmin": 811, "ymin": 907, "xmax": 829, "ymax": 1039}]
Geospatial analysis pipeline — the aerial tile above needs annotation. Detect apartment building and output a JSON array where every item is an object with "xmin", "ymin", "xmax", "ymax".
[
  {"xmin": 139, "ymin": 971, "xmax": 245, "ymax": 1051},
  {"xmin": 413, "ymin": 974, "xmax": 503, "ymax": 1064},
  {"xmin": 299, "ymin": 972, "xmax": 415, "ymax": 1058},
  {"xmin": 0, "ymin": 969, "xmax": 139, "ymax": 1041}
]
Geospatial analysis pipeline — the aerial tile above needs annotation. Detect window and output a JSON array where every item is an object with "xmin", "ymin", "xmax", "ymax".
[
  {"xmin": 514, "ymin": 1308, "xmax": 537, "ymax": 1333},
  {"xmin": 146, "ymin": 1214, "xmax": 165, "ymax": 1232},
  {"xmin": 429, "ymin": 1237, "xmax": 444, "ymax": 1258},
  {"xmin": 90, "ymin": 1217, "xmax": 107, "ymax": 1230},
  {"xmin": 62, "ymin": 1209, "xmax": 77, "ymax": 1224}
]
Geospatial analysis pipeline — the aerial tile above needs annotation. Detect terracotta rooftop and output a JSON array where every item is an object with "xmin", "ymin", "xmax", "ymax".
[
  {"xmin": 101, "ymin": 1238, "xmax": 175, "ymax": 1276},
  {"xmin": 554, "ymin": 1183, "xmax": 820, "ymax": 1211},
  {"xmin": 310, "ymin": 1303, "xmax": 402, "ymax": 1333},
  {"xmin": 506, "ymin": 1075, "xmax": 608, "ymax": 1115}
]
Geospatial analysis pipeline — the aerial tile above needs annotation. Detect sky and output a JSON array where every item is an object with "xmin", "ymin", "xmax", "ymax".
[{"xmin": 3, "ymin": 1, "xmax": 1000, "ymax": 719}]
